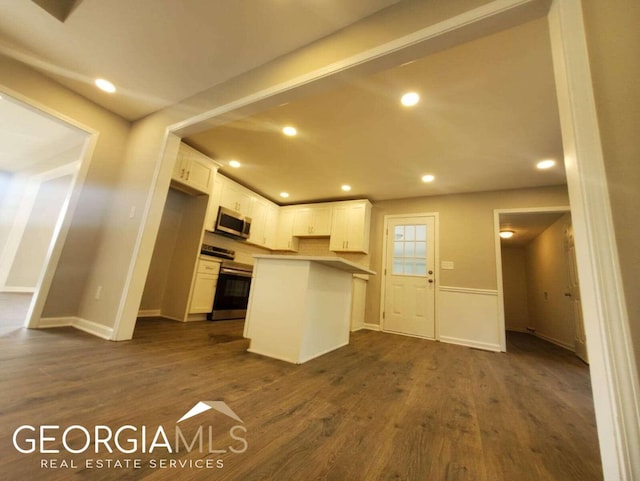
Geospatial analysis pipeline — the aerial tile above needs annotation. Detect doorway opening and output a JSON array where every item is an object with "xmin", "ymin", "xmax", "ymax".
[
  {"xmin": 495, "ymin": 206, "xmax": 587, "ymax": 363},
  {"xmin": 0, "ymin": 91, "xmax": 93, "ymax": 335}
]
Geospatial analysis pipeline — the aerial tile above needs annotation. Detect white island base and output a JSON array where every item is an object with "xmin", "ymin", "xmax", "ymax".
[{"xmin": 244, "ymin": 256, "xmax": 375, "ymax": 364}]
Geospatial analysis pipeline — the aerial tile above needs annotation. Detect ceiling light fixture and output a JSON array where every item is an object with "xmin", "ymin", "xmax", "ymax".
[
  {"xmin": 282, "ymin": 126, "xmax": 297, "ymax": 137},
  {"xmin": 95, "ymin": 78, "xmax": 116, "ymax": 93},
  {"xmin": 421, "ymin": 174, "xmax": 435, "ymax": 183},
  {"xmin": 341, "ymin": 184, "xmax": 352, "ymax": 192},
  {"xmin": 536, "ymin": 159, "xmax": 556, "ymax": 170},
  {"xmin": 279, "ymin": 192, "xmax": 290, "ymax": 198},
  {"xmin": 229, "ymin": 160, "xmax": 241, "ymax": 168},
  {"xmin": 499, "ymin": 230, "xmax": 515, "ymax": 239},
  {"xmin": 401, "ymin": 92, "xmax": 420, "ymax": 107}
]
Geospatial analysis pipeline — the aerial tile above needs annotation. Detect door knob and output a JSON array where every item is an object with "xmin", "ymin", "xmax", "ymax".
[{"xmin": 428, "ymin": 279, "xmax": 434, "ymax": 284}]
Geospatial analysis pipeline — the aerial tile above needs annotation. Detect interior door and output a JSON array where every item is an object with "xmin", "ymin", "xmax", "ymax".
[
  {"xmin": 383, "ymin": 216, "xmax": 436, "ymax": 338},
  {"xmin": 565, "ymin": 223, "xmax": 588, "ymax": 363}
]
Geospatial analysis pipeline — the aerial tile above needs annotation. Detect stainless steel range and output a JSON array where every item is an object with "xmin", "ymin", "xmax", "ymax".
[{"xmin": 201, "ymin": 244, "xmax": 253, "ymax": 321}]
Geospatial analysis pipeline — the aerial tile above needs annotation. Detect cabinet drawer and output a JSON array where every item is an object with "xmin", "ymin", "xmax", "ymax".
[{"xmin": 198, "ymin": 258, "xmax": 221, "ymax": 274}]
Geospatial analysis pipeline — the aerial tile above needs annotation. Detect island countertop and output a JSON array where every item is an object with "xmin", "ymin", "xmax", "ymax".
[{"xmin": 252, "ymin": 255, "xmax": 375, "ymax": 276}]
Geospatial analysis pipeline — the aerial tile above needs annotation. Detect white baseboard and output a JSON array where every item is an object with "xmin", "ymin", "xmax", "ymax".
[
  {"xmin": 534, "ymin": 331, "xmax": 575, "ymax": 352},
  {"xmin": 137, "ymin": 309, "xmax": 161, "ymax": 318},
  {"xmin": 363, "ymin": 322, "xmax": 381, "ymax": 331},
  {"xmin": 39, "ymin": 316, "xmax": 114, "ymax": 340},
  {"xmin": 439, "ymin": 335, "xmax": 501, "ymax": 352},
  {"xmin": 506, "ymin": 327, "xmax": 530, "ymax": 333}
]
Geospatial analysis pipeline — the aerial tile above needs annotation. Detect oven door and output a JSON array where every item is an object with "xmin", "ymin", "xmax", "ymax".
[{"xmin": 209, "ymin": 268, "xmax": 252, "ymax": 320}]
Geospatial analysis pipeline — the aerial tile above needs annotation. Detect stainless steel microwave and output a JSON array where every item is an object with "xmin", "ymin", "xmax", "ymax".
[{"xmin": 214, "ymin": 206, "xmax": 251, "ymax": 240}]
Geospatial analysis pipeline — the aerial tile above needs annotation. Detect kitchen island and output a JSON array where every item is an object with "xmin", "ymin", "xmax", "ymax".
[{"xmin": 243, "ymin": 255, "xmax": 375, "ymax": 364}]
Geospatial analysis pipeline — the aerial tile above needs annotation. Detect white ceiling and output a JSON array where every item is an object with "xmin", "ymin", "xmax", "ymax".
[
  {"xmin": 0, "ymin": 94, "xmax": 86, "ymax": 173},
  {"xmin": 0, "ymin": 0, "xmax": 401, "ymax": 120},
  {"xmin": 185, "ymin": 17, "xmax": 565, "ymax": 204}
]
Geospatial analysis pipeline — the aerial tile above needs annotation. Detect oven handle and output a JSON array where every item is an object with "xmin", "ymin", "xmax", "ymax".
[{"xmin": 220, "ymin": 268, "xmax": 253, "ymax": 278}]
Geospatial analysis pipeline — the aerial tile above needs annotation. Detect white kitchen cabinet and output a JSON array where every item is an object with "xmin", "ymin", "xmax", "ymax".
[
  {"xmin": 274, "ymin": 208, "xmax": 299, "ymax": 251},
  {"xmin": 172, "ymin": 143, "xmax": 215, "ymax": 195},
  {"xmin": 248, "ymin": 197, "xmax": 278, "ymax": 249},
  {"xmin": 218, "ymin": 176, "xmax": 252, "ymax": 215},
  {"xmin": 292, "ymin": 204, "xmax": 333, "ymax": 237},
  {"xmin": 329, "ymin": 200, "xmax": 372, "ymax": 253},
  {"xmin": 189, "ymin": 257, "xmax": 221, "ymax": 314}
]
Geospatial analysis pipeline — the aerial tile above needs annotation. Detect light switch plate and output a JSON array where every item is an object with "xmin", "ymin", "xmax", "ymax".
[{"xmin": 441, "ymin": 261, "xmax": 455, "ymax": 270}]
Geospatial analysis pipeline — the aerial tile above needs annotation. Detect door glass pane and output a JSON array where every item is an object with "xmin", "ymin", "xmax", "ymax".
[
  {"xmin": 390, "ymin": 222, "xmax": 429, "ymax": 277},
  {"xmin": 405, "ymin": 225, "xmax": 415, "ymax": 241}
]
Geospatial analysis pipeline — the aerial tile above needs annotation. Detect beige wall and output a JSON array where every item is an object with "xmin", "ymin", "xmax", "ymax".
[
  {"xmin": 366, "ymin": 185, "xmax": 569, "ymax": 325},
  {"xmin": 501, "ymin": 245, "xmax": 529, "ymax": 332},
  {"xmin": 526, "ymin": 213, "xmax": 575, "ymax": 349},
  {"xmin": 581, "ymin": 0, "xmax": 640, "ymax": 368},
  {"xmin": 0, "ymin": 54, "xmax": 131, "ymax": 318}
]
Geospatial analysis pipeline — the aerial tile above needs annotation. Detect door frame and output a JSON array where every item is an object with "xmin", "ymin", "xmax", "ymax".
[
  {"xmin": 0, "ymin": 86, "xmax": 98, "ymax": 329},
  {"xmin": 494, "ymin": 205, "xmax": 571, "ymax": 352},
  {"xmin": 380, "ymin": 213, "xmax": 440, "ymax": 338}
]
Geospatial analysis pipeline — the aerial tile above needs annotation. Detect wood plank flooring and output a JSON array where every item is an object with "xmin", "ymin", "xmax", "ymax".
[{"xmin": 0, "ymin": 319, "xmax": 603, "ymax": 480}]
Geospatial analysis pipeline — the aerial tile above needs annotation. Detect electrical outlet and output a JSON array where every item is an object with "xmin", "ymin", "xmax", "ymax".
[{"xmin": 95, "ymin": 285, "xmax": 103, "ymax": 300}]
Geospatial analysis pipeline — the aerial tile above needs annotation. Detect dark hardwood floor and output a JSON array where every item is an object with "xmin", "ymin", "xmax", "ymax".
[{"xmin": 0, "ymin": 319, "xmax": 602, "ymax": 480}]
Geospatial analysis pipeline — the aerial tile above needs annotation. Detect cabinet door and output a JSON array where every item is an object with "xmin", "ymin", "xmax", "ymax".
[
  {"xmin": 186, "ymin": 152, "xmax": 214, "ymax": 194},
  {"xmin": 329, "ymin": 201, "xmax": 371, "ymax": 253},
  {"xmin": 172, "ymin": 145, "xmax": 187, "ymax": 180},
  {"xmin": 220, "ymin": 181, "xmax": 252, "ymax": 215},
  {"xmin": 329, "ymin": 205, "xmax": 349, "ymax": 251},
  {"xmin": 189, "ymin": 273, "xmax": 217, "ymax": 313},
  {"xmin": 311, "ymin": 205, "xmax": 333, "ymax": 235},
  {"xmin": 248, "ymin": 198, "xmax": 268, "ymax": 246},
  {"xmin": 264, "ymin": 204, "xmax": 279, "ymax": 249},
  {"xmin": 292, "ymin": 208, "xmax": 312, "ymax": 236},
  {"xmin": 274, "ymin": 208, "xmax": 299, "ymax": 251},
  {"xmin": 292, "ymin": 205, "xmax": 332, "ymax": 236}
]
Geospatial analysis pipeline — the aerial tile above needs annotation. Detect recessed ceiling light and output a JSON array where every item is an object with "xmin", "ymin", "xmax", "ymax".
[
  {"xmin": 95, "ymin": 78, "xmax": 116, "ymax": 93},
  {"xmin": 421, "ymin": 174, "xmax": 435, "ymax": 183},
  {"xmin": 536, "ymin": 159, "xmax": 556, "ymax": 170},
  {"xmin": 279, "ymin": 192, "xmax": 290, "ymax": 198},
  {"xmin": 282, "ymin": 126, "xmax": 297, "ymax": 137},
  {"xmin": 341, "ymin": 184, "xmax": 352, "ymax": 192},
  {"xmin": 401, "ymin": 92, "xmax": 420, "ymax": 107},
  {"xmin": 500, "ymin": 230, "xmax": 515, "ymax": 239},
  {"xmin": 229, "ymin": 160, "xmax": 241, "ymax": 168}
]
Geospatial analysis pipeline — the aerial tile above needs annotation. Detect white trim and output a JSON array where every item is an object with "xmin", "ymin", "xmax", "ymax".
[
  {"xmin": 439, "ymin": 335, "xmax": 501, "ymax": 352},
  {"xmin": 439, "ymin": 286, "xmax": 498, "ymax": 296},
  {"xmin": 38, "ymin": 317, "xmax": 114, "ymax": 340},
  {"xmin": 0, "ymin": 286, "xmax": 35, "ymax": 293},
  {"xmin": 493, "ymin": 205, "xmax": 570, "ymax": 352},
  {"xmin": 549, "ymin": 1, "xmax": 640, "ymax": 479},
  {"xmin": 137, "ymin": 309, "xmax": 161, "ymax": 318},
  {"xmin": 363, "ymin": 323, "xmax": 381, "ymax": 331}
]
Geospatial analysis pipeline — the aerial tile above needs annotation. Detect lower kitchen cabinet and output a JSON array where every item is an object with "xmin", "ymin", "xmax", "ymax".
[{"xmin": 189, "ymin": 257, "xmax": 221, "ymax": 314}]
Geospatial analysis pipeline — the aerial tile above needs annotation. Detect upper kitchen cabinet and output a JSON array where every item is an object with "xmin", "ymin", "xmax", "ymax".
[
  {"xmin": 329, "ymin": 200, "xmax": 372, "ymax": 253},
  {"xmin": 292, "ymin": 204, "xmax": 333, "ymax": 237},
  {"xmin": 248, "ymin": 197, "xmax": 279, "ymax": 249},
  {"xmin": 219, "ymin": 176, "xmax": 252, "ymax": 215},
  {"xmin": 172, "ymin": 143, "xmax": 217, "ymax": 195},
  {"xmin": 274, "ymin": 208, "xmax": 299, "ymax": 252}
]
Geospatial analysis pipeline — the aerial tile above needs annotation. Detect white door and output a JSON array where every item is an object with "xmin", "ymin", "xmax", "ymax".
[
  {"xmin": 383, "ymin": 216, "xmax": 436, "ymax": 338},
  {"xmin": 565, "ymin": 223, "xmax": 588, "ymax": 363}
]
